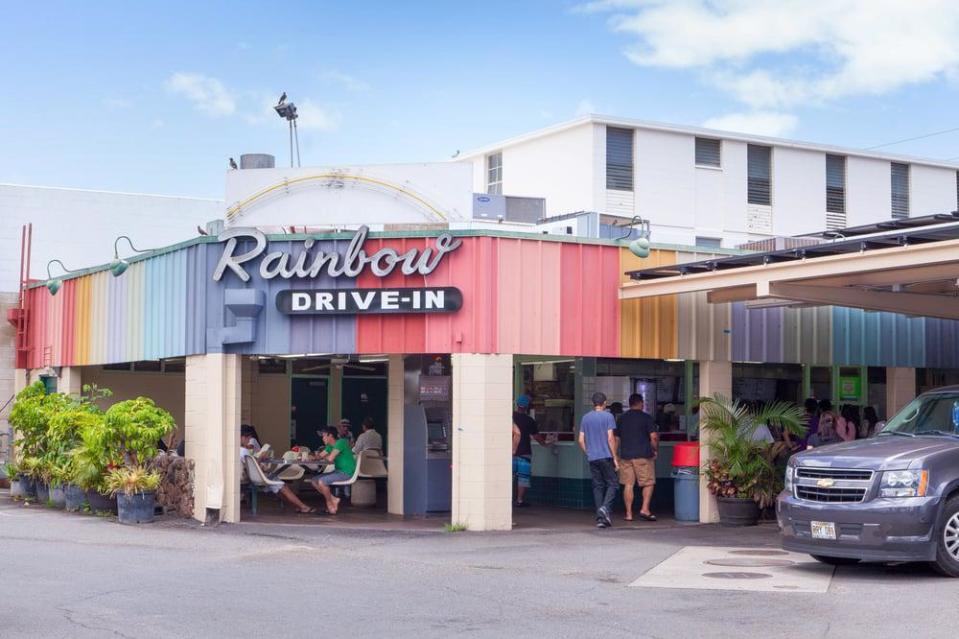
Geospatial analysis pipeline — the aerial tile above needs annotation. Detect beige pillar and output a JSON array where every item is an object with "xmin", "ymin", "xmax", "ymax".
[
  {"xmin": 451, "ymin": 353, "xmax": 513, "ymax": 532},
  {"xmin": 886, "ymin": 367, "xmax": 916, "ymax": 420},
  {"xmin": 14, "ymin": 369, "xmax": 28, "ymax": 395},
  {"xmin": 387, "ymin": 355, "xmax": 405, "ymax": 515},
  {"xmin": 185, "ymin": 354, "xmax": 242, "ymax": 523},
  {"xmin": 699, "ymin": 360, "xmax": 732, "ymax": 524},
  {"xmin": 58, "ymin": 366, "xmax": 83, "ymax": 396}
]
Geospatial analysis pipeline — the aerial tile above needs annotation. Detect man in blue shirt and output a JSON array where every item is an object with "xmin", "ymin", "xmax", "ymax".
[{"xmin": 578, "ymin": 392, "xmax": 619, "ymax": 528}]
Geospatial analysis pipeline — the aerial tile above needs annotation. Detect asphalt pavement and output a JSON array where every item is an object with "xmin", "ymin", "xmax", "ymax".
[{"xmin": 1, "ymin": 494, "xmax": 958, "ymax": 638}]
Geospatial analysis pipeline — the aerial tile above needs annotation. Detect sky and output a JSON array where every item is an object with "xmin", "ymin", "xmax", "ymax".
[{"xmin": 2, "ymin": 0, "xmax": 959, "ymax": 198}]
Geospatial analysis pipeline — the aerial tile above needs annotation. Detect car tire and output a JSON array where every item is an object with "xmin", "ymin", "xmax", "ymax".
[
  {"xmin": 810, "ymin": 555, "xmax": 860, "ymax": 566},
  {"xmin": 931, "ymin": 496, "xmax": 959, "ymax": 578}
]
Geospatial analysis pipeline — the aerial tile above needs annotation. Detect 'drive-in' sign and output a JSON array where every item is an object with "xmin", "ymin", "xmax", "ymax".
[{"xmin": 275, "ymin": 287, "xmax": 463, "ymax": 315}]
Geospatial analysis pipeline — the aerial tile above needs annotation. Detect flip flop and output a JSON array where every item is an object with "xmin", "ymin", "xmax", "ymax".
[
  {"xmin": 638, "ymin": 513, "xmax": 657, "ymax": 522},
  {"xmin": 624, "ymin": 516, "xmax": 634, "ymax": 521},
  {"xmin": 296, "ymin": 507, "xmax": 317, "ymax": 515}
]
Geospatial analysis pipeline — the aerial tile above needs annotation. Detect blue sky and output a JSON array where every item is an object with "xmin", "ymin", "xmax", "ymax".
[{"xmin": 2, "ymin": 0, "xmax": 958, "ymax": 198}]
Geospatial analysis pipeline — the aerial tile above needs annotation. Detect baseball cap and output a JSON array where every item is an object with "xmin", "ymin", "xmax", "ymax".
[{"xmin": 516, "ymin": 395, "xmax": 531, "ymax": 408}]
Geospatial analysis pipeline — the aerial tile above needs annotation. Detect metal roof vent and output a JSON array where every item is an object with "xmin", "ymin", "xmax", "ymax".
[{"xmin": 239, "ymin": 154, "xmax": 275, "ymax": 169}]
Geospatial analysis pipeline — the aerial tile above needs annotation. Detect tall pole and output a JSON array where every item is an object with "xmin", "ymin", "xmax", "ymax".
[
  {"xmin": 288, "ymin": 120, "xmax": 294, "ymax": 168},
  {"xmin": 293, "ymin": 118, "xmax": 301, "ymax": 168}
]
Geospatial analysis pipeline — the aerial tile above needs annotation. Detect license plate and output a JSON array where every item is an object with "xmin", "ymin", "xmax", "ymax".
[{"xmin": 811, "ymin": 521, "xmax": 837, "ymax": 540}]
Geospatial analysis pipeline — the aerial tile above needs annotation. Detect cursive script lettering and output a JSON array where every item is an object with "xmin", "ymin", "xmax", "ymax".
[{"xmin": 213, "ymin": 225, "xmax": 462, "ymax": 282}]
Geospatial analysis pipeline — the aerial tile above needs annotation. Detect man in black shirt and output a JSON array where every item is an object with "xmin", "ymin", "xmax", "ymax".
[
  {"xmin": 513, "ymin": 395, "xmax": 546, "ymax": 507},
  {"xmin": 615, "ymin": 393, "xmax": 659, "ymax": 521}
]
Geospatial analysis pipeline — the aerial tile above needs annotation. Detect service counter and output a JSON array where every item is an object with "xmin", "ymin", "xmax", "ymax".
[{"xmin": 527, "ymin": 439, "xmax": 686, "ymax": 511}]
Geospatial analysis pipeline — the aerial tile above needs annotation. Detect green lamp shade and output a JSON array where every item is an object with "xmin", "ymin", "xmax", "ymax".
[
  {"xmin": 110, "ymin": 259, "xmax": 130, "ymax": 277},
  {"xmin": 46, "ymin": 279, "xmax": 62, "ymax": 296},
  {"xmin": 628, "ymin": 237, "xmax": 651, "ymax": 258}
]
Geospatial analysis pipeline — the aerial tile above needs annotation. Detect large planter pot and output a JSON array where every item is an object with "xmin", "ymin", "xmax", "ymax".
[
  {"xmin": 116, "ymin": 491, "xmax": 156, "ymax": 524},
  {"xmin": 716, "ymin": 496, "xmax": 761, "ymax": 527},
  {"xmin": 35, "ymin": 481, "xmax": 50, "ymax": 504},
  {"xmin": 48, "ymin": 485, "xmax": 66, "ymax": 508},
  {"xmin": 64, "ymin": 484, "xmax": 86, "ymax": 512},
  {"xmin": 85, "ymin": 489, "xmax": 118, "ymax": 514},
  {"xmin": 10, "ymin": 478, "xmax": 27, "ymax": 500}
]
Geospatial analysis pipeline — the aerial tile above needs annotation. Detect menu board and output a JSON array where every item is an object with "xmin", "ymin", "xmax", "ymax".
[
  {"xmin": 419, "ymin": 375, "xmax": 450, "ymax": 402},
  {"xmin": 733, "ymin": 377, "xmax": 777, "ymax": 402}
]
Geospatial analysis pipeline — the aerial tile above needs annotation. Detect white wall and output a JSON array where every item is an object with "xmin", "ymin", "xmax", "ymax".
[
  {"xmin": 82, "ymin": 367, "xmax": 186, "ymax": 443},
  {"xmin": 0, "ymin": 184, "xmax": 222, "ymax": 293},
  {"xmin": 846, "ymin": 157, "xmax": 891, "ymax": 227},
  {"xmin": 912, "ymin": 165, "xmax": 957, "ymax": 217},
  {"xmin": 772, "ymin": 147, "xmax": 827, "ymax": 236},
  {"xmin": 225, "ymin": 163, "xmax": 474, "ymax": 228},
  {"xmin": 462, "ymin": 123, "xmax": 595, "ymax": 217}
]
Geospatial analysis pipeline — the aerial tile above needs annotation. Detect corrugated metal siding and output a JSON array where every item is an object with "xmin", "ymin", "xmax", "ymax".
[
  {"xmin": 925, "ymin": 318, "xmax": 959, "ymax": 368},
  {"xmin": 620, "ymin": 249, "xmax": 678, "ymax": 359},
  {"xmin": 559, "ymin": 242, "xmax": 620, "ymax": 357},
  {"xmin": 676, "ymin": 292, "xmax": 731, "ymax": 361},
  {"xmin": 732, "ymin": 305, "xmax": 785, "ymax": 363},
  {"xmin": 832, "ymin": 307, "xmax": 925, "ymax": 367}
]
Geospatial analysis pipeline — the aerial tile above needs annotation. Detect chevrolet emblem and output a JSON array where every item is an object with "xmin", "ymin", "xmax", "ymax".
[{"xmin": 817, "ymin": 478, "xmax": 835, "ymax": 488}]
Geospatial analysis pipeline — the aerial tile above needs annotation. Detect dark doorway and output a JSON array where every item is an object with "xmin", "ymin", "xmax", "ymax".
[
  {"xmin": 291, "ymin": 377, "xmax": 329, "ymax": 450},
  {"xmin": 342, "ymin": 377, "xmax": 388, "ymax": 453}
]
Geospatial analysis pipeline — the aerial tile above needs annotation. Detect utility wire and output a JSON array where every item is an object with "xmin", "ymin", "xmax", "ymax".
[{"xmin": 865, "ymin": 125, "xmax": 959, "ymax": 150}]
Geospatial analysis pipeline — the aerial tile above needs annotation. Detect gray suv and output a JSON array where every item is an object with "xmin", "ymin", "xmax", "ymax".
[{"xmin": 777, "ymin": 387, "xmax": 959, "ymax": 576}]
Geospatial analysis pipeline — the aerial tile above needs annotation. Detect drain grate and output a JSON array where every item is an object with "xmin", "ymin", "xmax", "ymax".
[
  {"xmin": 703, "ymin": 571, "xmax": 772, "ymax": 580},
  {"xmin": 704, "ymin": 558, "xmax": 796, "ymax": 568}
]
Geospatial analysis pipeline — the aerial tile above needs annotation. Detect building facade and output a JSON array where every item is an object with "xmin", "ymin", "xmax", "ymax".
[{"xmin": 458, "ymin": 115, "xmax": 959, "ymax": 246}]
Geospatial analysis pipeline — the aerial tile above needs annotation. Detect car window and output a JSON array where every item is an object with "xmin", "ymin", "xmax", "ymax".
[{"xmin": 881, "ymin": 394, "xmax": 959, "ymax": 435}]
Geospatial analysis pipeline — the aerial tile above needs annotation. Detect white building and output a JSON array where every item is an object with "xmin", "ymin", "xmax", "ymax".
[{"xmin": 457, "ymin": 114, "xmax": 959, "ymax": 247}]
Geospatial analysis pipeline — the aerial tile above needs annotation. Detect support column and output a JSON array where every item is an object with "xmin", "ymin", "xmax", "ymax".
[
  {"xmin": 329, "ymin": 362, "xmax": 343, "ymax": 424},
  {"xmin": 698, "ymin": 360, "xmax": 732, "ymax": 524},
  {"xmin": 387, "ymin": 355, "xmax": 405, "ymax": 515},
  {"xmin": 886, "ymin": 367, "xmax": 916, "ymax": 420},
  {"xmin": 185, "ymin": 354, "xmax": 242, "ymax": 523},
  {"xmin": 451, "ymin": 353, "xmax": 513, "ymax": 532},
  {"xmin": 58, "ymin": 366, "xmax": 83, "ymax": 397}
]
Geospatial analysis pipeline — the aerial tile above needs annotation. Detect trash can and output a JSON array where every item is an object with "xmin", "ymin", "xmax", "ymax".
[{"xmin": 672, "ymin": 442, "xmax": 700, "ymax": 522}]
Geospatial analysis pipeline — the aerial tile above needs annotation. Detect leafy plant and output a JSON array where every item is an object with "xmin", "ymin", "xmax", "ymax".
[
  {"xmin": 443, "ymin": 522, "xmax": 468, "ymax": 533},
  {"xmin": 103, "ymin": 466, "xmax": 161, "ymax": 496},
  {"xmin": 103, "ymin": 398, "xmax": 175, "ymax": 467},
  {"xmin": 4, "ymin": 461, "xmax": 20, "ymax": 481},
  {"xmin": 700, "ymin": 394, "xmax": 806, "ymax": 509}
]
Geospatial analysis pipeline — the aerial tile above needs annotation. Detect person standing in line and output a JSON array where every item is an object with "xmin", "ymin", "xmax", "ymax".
[
  {"xmin": 835, "ymin": 405, "xmax": 857, "ymax": 442},
  {"xmin": 861, "ymin": 406, "xmax": 880, "ymax": 438},
  {"xmin": 615, "ymin": 393, "xmax": 659, "ymax": 522},
  {"xmin": 578, "ymin": 392, "xmax": 619, "ymax": 528},
  {"xmin": 512, "ymin": 395, "xmax": 546, "ymax": 508}
]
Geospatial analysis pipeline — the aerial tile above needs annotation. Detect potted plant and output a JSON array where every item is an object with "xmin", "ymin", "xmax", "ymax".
[
  {"xmin": 5, "ymin": 460, "xmax": 31, "ymax": 500},
  {"xmin": 99, "ymin": 397, "xmax": 175, "ymax": 524},
  {"xmin": 700, "ymin": 394, "xmax": 805, "ymax": 527},
  {"xmin": 104, "ymin": 466, "xmax": 161, "ymax": 524}
]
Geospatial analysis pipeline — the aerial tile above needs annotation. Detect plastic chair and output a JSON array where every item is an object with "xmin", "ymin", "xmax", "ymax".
[
  {"xmin": 243, "ymin": 455, "xmax": 286, "ymax": 515},
  {"xmin": 328, "ymin": 450, "xmax": 365, "ymax": 487},
  {"xmin": 358, "ymin": 451, "xmax": 388, "ymax": 478},
  {"xmin": 277, "ymin": 464, "xmax": 305, "ymax": 481}
]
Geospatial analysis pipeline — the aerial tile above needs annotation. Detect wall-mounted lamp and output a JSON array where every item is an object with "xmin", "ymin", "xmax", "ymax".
[
  {"xmin": 110, "ymin": 236, "xmax": 154, "ymax": 277},
  {"xmin": 618, "ymin": 216, "xmax": 652, "ymax": 258},
  {"xmin": 45, "ymin": 259, "xmax": 75, "ymax": 295}
]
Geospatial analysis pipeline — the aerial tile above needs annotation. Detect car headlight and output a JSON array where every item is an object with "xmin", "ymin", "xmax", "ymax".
[
  {"xmin": 880, "ymin": 470, "xmax": 929, "ymax": 497},
  {"xmin": 785, "ymin": 466, "xmax": 795, "ymax": 493}
]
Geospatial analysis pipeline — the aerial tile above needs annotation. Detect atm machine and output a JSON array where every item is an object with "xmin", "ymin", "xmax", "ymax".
[{"xmin": 403, "ymin": 357, "xmax": 453, "ymax": 514}]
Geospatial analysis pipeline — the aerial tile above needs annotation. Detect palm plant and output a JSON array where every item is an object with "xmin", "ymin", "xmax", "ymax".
[{"xmin": 700, "ymin": 394, "xmax": 806, "ymax": 509}]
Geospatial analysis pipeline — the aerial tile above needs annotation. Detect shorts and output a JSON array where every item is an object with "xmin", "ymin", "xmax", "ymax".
[
  {"xmin": 618, "ymin": 458, "xmax": 655, "ymax": 487},
  {"xmin": 512, "ymin": 456, "xmax": 532, "ymax": 489},
  {"xmin": 313, "ymin": 471, "xmax": 351, "ymax": 486}
]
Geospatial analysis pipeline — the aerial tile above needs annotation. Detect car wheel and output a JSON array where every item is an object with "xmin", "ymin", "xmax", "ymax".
[
  {"xmin": 932, "ymin": 496, "xmax": 959, "ymax": 578},
  {"xmin": 810, "ymin": 554, "xmax": 860, "ymax": 566}
]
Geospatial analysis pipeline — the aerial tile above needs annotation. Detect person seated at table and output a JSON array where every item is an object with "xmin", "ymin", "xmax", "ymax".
[
  {"xmin": 353, "ymin": 417, "xmax": 383, "ymax": 454},
  {"xmin": 240, "ymin": 429, "xmax": 315, "ymax": 514},
  {"xmin": 309, "ymin": 427, "xmax": 356, "ymax": 514},
  {"xmin": 240, "ymin": 424, "xmax": 263, "ymax": 453}
]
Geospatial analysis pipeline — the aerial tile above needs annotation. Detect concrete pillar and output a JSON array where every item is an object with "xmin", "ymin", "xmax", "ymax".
[
  {"xmin": 886, "ymin": 367, "xmax": 916, "ymax": 420},
  {"xmin": 185, "ymin": 354, "xmax": 242, "ymax": 523},
  {"xmin": 58, "ymin": 366, "xmax": 83, "ymax": 397},
  {"xmin": 451, "ymin": 353, "xmax": 513, "ymax": 532},
  {"xmin": 387, "ymin": 355, "xmax": 405, "ymax": 515},
  {"xmin": 14, "ymin": 369, "xmax": 28, "ymax": 395},
  {"xmin": 698, "ymin": 360, "xmax": 732, "ymax": 524}
]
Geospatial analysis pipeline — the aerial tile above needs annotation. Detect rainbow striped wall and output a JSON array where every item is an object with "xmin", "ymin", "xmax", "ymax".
[{"xmin": 22, "ymin": 231, "xmax": 959, "ymax": 369}]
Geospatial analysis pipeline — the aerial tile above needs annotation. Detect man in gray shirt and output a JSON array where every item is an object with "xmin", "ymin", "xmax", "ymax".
[{"xmin": 578, "ymin": 392, "xmax": 619, "ymax": 528}]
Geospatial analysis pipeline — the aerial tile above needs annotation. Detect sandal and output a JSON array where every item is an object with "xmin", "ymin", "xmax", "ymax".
[
  {"xmin": 638, "ymin": 513, "xmax": 657, "ymax": 522},
  {"xmin": 296, "ymin": 507, "xmax": 317, "ymax": 515}
]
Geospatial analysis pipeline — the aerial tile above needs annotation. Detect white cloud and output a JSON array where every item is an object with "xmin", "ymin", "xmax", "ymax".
[
  {"xmin": 702, "ymin": 111, "xmax": 798, "ymax": 137},
  {"xmin": 575, "ymin": 98, "xmax": 596, "ymax": 116},
  {"xmin": 295, "ymin": 99, "xmax": 341, "ymax": 131},
  {"xmin": 584, "ymin": 1, "xmax": 959, "ymax": 114},
  {"xmin": 320, "ymin": 70, "xmax": 370, "ymax": 92},
  {"xmin": 165, "ymin": 72, "xmax": 236, "ymax": 116}
]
